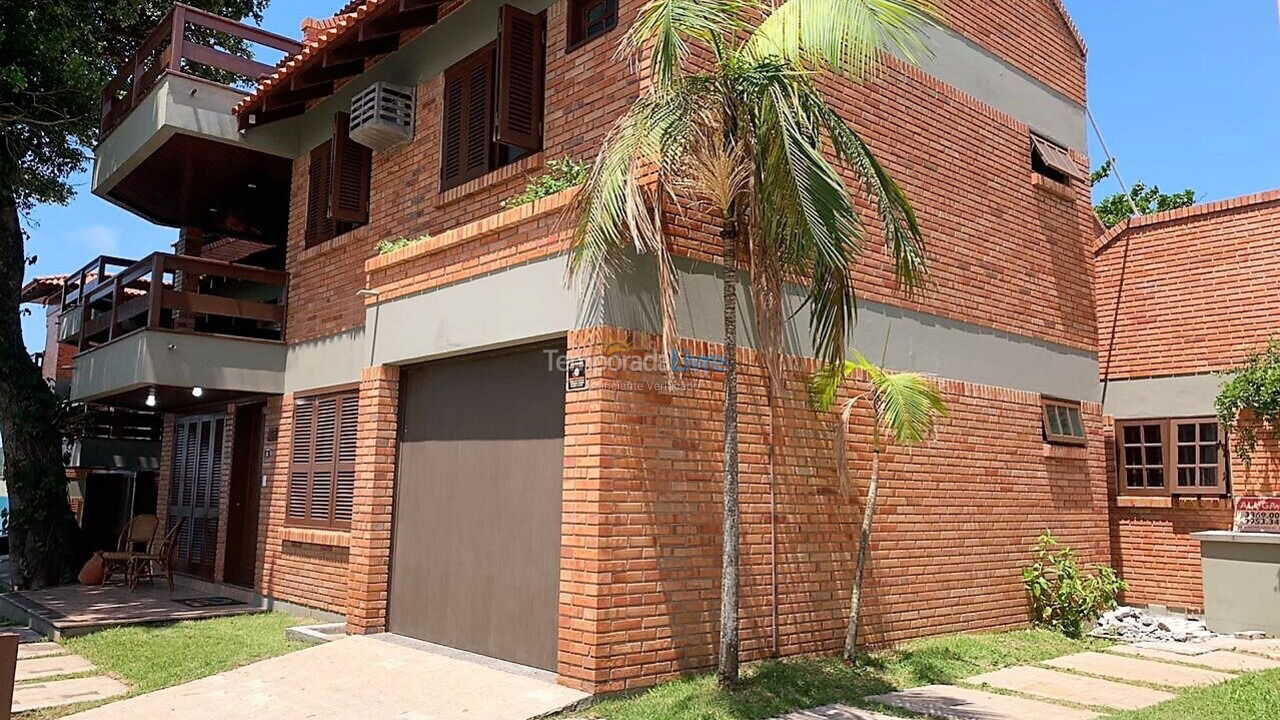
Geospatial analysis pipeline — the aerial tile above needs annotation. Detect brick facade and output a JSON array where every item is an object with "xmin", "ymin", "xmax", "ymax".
[{"xmin": 1097, "ymin": 192, "xmax": 1280, "ymax": 611}]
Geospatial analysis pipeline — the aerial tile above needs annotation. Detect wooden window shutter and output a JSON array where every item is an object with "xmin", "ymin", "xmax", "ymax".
[
  {"xmin": 288, "ymin": 391, "xmax": 358, "ymax": 528},
  {"xmin": 440, "ymin": 45, "xmax": 495, "ymax": 190},
  {"xmin": 495, "ymin": 6, "xmax": 546, "ymax": 151},
  {"xmin": 330, "ymin": 112, "xmax": 372, "ymax": 224},
  {"xmin": 334, "ymin": 394, "xmax": 359, "ymax": 523},
  {"xmin": 304, "ymin": 140, "xmax": 335, "ymax": 247}
]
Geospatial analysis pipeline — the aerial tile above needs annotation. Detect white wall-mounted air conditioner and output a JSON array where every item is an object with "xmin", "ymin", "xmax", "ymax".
[{"xmin": 349, "ymin": 82, "xmax": 415, "ymax": 152}]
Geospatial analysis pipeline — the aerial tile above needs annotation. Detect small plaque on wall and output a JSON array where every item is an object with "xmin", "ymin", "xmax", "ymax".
[
  {"xmin": 566, "ymin": 358, "xmax": 588, "ymax": 392},
  {"xmin": 1235, "ymin": 496, "xmax": 1280, "ymax": 533}
]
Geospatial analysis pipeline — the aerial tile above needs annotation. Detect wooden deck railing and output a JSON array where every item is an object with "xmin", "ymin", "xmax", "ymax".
[
  {"xmin": 59, "ymin": 253, "xmax": 288, "ymax": 350},
  {"xmin": 99, "ymin": 3, "xmax": 301, "ymax": 138}
]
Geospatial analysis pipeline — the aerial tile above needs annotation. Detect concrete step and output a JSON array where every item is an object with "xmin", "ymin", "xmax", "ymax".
[
  {"xmin": 966, "ymin": 665, "xmax": 1174, "ymax": 711},
  {"xmin": 868, "ymin": 685, "xmax": 1099, "ymax": 720},
  {"xmin": 1044, "ymin": 651, "xmax": 1235, "ymax": 688},
  {"xmin": 12, "ymin": 675, "xmax": 129, "ymax": 713},
  {"xmin": 1110, "ymin": 645, "xmax": 1280, "ymax": 672}
]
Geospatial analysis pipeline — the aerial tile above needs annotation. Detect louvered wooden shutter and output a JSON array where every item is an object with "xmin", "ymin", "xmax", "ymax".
[
  {"xmin": 330, "ymin": 112, "xmax": 372, "ymax": 224},
  {"xmin": 496, "ymin": 6, "xmax": 545, "ymax": 151},
  {"xmin": 440, "ymin": 45, "xmax": 495, "ymax": 190},
  {"xmin": 289, "ymin": 391, "xmax": 358, "ymax": 528},
  {"xmin": 304, "ymin": 141, "xmax": 335, "ymax": 247}
]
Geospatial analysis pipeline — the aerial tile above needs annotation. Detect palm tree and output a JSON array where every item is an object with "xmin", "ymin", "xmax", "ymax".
[
  {"xmin": 567, "ymin": 0, "xmax": 942, "ymax": 686},
  {"xmin": 810, "ymin": 352, "xmax": 947, "ymax": 662}
]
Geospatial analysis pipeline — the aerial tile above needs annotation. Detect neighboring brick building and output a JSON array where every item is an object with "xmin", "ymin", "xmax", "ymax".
[
  {"xmin": 1096, "ymin": 190, "xmax": 1280, "ymax": 611},
  {"xmin": 50, "ymin": 0, "xmax": 1106, "ymax": 693}
]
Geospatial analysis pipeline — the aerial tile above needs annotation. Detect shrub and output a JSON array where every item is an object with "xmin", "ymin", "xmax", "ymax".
[
  {"xmin": 1022, "ymin": 532, "xmax": 1126, "ymax": 638},
  {"xmin": 376, "ymin": 234, "xmax": 430, "ymax": 255},
  {"xmin": 1216, "ymin": 337, "xmax": 1280, "ymax": 466},
  {"xmin": 501, "ymin": 157, "xmax": 588, "ymax": 208}
]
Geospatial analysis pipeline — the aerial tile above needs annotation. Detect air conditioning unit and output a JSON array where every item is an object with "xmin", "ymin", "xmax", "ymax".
[{"xmin": 349, "ymin": 82, "xmax": 415, "ymax": 152}]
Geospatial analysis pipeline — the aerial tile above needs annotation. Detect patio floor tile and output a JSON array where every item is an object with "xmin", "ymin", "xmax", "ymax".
[{"xmin": 966, "ymin": 665, "xmax": 1174, "ymax": 710}]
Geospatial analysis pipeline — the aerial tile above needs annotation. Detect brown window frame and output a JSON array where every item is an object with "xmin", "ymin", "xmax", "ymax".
[
  {"xmin": 566, "ymin": 0, "xmax": 618, "ymax": 52},
  {"xmin": 1042, "ymin": 397, "xmax": 1087, "ymax": 446},
  {"xmin": 1115, "ymin": 417, "xmax": 1228, "ymax": 498},
  {"xmin": 287, "ymin": 390, "xmax": 359, "ymax": 529}
]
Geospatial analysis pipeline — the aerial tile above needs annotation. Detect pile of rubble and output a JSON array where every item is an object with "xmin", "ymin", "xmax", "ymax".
[{"xmin": 1091, "ymin": 606, "xmax": 1219, "ymax": 643}]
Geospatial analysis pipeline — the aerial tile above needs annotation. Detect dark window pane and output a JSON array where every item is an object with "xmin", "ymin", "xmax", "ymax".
[
  {"xmin": 1178, "ymin": 467, "xmax": 1195, "ymax": 487},
  {"xmin": 1126, "ymin": 468, "xmax": 1144, "ymax": 488},
  {"xmin": 1046, "ymin": 408, "xmax": 1063, "ymax": 436},
  {"xmin": 1144, "ymin": 424, "xmax": 1162, "ymax": 443},
  {"xmin": 1123, "ymin": 425, "xmax": 1141, "ymax": 444},
  {"xmin": 1125, "ymin": 447, "xmax": 1143, "ymax": 467},
  {"xmin": 1148, "ymin": 468, "xmax": 1164, "ymax": 487},
  {"xmin": 1178, "ymin": 446, "xmax": 1196, "ymax": 465},
  {"xmin": 1200, "ymin": 444, "xmax": 1218, "ymax": 465},
  {"xmin": 1178, "ymin": 423, "xmax": 1196, "ymax": 443},
  {"xmin": 1067, "ymin": 407, "xmax": 1085, "ymax": 437},
  {"xmin": 1145, "ymin": 446, "xmax": 1163, "ymax": 465},
  {"xmin": 1200, "ymin": 423, "xmax": 1218, "ymax": 442},
  {"xmin": 1200, "ymin": 467, "xmax": 1218, "ymax": 487}
]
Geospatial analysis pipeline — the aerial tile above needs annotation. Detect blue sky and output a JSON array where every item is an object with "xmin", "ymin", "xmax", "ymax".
[{"xmin": 18, "ymin": 0, "xmax": 1280, "ymax": 350}]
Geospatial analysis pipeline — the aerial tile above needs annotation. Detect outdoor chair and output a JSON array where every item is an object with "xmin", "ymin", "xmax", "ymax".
[
  {"xmin": 128, "ymin": 518, "xmax": 183, "ymax": 591},
  {"xmin": 100, "ymin": 514, "xmax": 158, "ymax": 586}
]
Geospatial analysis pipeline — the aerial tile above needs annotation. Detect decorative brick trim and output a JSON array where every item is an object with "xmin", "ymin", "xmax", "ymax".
[
  {"xmin": 434, "ymin": 152, "xmax": 545, "ymax": 208},
  {"xmin": 1094, "ymin": 188, "xmax": 1280, "ymax": 255},
  {"xmin": 366, "ymin": 186, "xmax": 578, "ymax": 274},
  {"xmin": 345, "ymin": 364, "xmax": 401, "ymax": 634},
  {"xmin": 282, "ymin": 526, "xmax": 351, "ymax": 547},
  {"xmin": 1043, "ymin": 443, "xmax": 1088, "ymax": 460}
]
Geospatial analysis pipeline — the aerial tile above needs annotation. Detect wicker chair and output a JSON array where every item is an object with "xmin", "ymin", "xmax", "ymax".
[
  {"xmin": 129, "ymin": 518, "xmax": 183, "ymax": 591},
  {"xmin": 100, "ymin": 514, "xmax": 158, "ymax": 586}
]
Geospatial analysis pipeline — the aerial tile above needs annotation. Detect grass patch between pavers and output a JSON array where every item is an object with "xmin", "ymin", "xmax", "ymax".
[
  {"xmin": 570, "ymin": 629, "xmax": 1109, "ymax": 720},
  {"xmin": 1101, "ymin": 668, "xmax": 1280, "ymax": 720},
  {"xmin": 17, "ymin": 612, "xmax": 313, "ymax": 719}
]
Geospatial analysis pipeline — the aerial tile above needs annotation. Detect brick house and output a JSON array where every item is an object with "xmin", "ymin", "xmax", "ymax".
[
  {"xmin": 42, "ymin": 0, "xmax": 1106, "ymax": 693},
  {"xmin": 1097, "ymin": 190, "xmax": 1280, "ymax": 613}
]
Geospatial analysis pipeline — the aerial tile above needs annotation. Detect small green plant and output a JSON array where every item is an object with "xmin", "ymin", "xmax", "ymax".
[
  {"xmin": 1216, "ymin": 338, "xmax": 1280, "ymax": 466},
  {"xmin": 1022, "ymin": 532, "xmax": 1126, "ymax": 638},
  {"xmin": 501, "ymin": 157, "xmax": 588, "ymax": 208},
  {"xmin": 376, "ymin": 234, "xmax": 430, "ymax": 255}
]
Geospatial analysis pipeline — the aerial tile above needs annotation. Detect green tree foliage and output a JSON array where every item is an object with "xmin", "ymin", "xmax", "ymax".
[
  {"xmin": 0, "ymin": 0, "xmax": 269, "ymax": 586},
  {"xmin": 1216, "ymin": 338, "xmax": 1280, "ymax": 466},
  {"xmin": 1023, "ymin": 532, "xmax": 1126, "ymax": 638},
  {"xmin": 1090, "ymin": 160, "xmax": 1197, "ymax": 229}
]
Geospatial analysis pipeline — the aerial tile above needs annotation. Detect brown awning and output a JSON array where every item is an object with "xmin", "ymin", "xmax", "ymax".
[{"xmin": 1031, "ymin": 134, "xmax": 1084, "ymax": 180}]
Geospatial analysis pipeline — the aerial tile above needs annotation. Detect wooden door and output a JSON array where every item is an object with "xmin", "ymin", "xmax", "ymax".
[
  {"xmin": 388, "ymin": 341, "xmax": 566, "ymax": 671},
  {"xmin": 224, "ymin": 403, "xmax": 265, "ymax": 587},
  {"xmin": 167, "ymin": 413, "xmax": 225, "ymax": 580}
]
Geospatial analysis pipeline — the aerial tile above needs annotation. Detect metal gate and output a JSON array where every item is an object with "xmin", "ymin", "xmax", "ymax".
[
  {"xmin": 388, "ymin": 342, "xmax": 566, "ymax": 671},
  {"xmin": 167, "ymin": 413, "xmax": 225, "ymax": 579}
]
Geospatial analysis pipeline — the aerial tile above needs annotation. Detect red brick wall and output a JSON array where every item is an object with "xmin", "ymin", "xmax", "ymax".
[
  {"xmin": 560, "ymin": 327, "xmax": 1110, "ymax": 692},
  {"xmin": 1096, "ymin": 192, "xmax": 1280, "ymax": 380}
]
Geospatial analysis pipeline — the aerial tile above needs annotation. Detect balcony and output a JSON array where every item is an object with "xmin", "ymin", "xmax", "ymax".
[
  {"xmin": 61, "ymin": 254, "xmax": 288, "ymax": 410},
  {"xmin": 92, "ymin": 4, "xmax": 300, "ymax": 239}
]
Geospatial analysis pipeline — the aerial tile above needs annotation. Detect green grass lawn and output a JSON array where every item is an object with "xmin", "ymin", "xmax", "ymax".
[
  {"xmin": 1103, "ymin": 668, "xmax": 1280, "ymax": 720},
  {"xmin": 18, "ymin": 612, "xmax": 313, "ymax": 719},
  {"xmin": 572, "ymin": 629, "xmax": 1110, "ymax": 720}
]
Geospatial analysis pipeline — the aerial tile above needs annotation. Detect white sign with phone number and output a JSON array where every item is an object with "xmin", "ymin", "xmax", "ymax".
[{"xmin": 1235, "ymin": 497, "xmax": 1280, "ymax": 533}]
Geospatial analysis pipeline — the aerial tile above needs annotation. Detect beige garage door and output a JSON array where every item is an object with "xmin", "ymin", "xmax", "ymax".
[{"xmin": 388, "ymin": 341, "xmax": 566, "ymax": 671}]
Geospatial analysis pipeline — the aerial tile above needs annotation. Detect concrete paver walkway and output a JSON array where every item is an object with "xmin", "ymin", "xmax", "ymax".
[
  {"xmin": 966, "ymin": 665, "xmax": 1175, "ymax": 710},
  {"xmin": 769, "ymin": 705, "xmax": 903, "ymax": 720},
  {"xmin": 61, "ymin": 635, "xmax": 587, "ymax": 720},
  {"xmin": 13, "ymin": 677, "xmax": 130, "ymax": 713},
  {"xmin": 1043, "ymin": 651, "xmax": 1236, "ymax": 687},
  {"xmin": 1110, "ymin": 645, "xmax": 1280, "ymax": 672},
  {"xmin": 867, "ymin": 685, "xmax": 1100, "ymax": 720}
]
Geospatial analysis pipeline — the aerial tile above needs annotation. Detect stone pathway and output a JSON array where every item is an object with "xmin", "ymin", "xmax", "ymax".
[
  {"xmin": 811, "ymin": 637, "xmax": 1280, "ymax": 720},
  {"xmin": 5, "ymin": 627, "xmax": 128, "ymax": 713}
]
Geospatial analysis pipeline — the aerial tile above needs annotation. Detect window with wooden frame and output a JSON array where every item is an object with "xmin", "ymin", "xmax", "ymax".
[
  {"xmin": 1030, "ymin": 133, "xmax": 1082, "ymax": 185},
  {"xmin": 288, "ymin": 391, "xmax": 359, "ymax": 528},
  {"xmin": 1115, "ymin": 418, "xmax": 1227, "ymax": 497},
  {"xmin": 567, "ymin": 0, "xmax": 618, "ymax": 51},
  {"xmin": 1042, "ymin": 398, "xmax": 1086, "ymax": 445},
  {"xmin": 304, "ymin": 112, "xmax": 373, "ymax": 247},
  {"xmin": 439, "ymin": 6, "xmax": 546, "ymax": 192}
]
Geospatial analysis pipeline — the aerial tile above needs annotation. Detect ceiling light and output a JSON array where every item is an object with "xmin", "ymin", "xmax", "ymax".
[
  {"xmin": 145, "ymin": 389, "xmax": 157, "ymax": 408},
  {"xmin": 191, "ymin": 386, "xmax": 204, "ymax": 398}
]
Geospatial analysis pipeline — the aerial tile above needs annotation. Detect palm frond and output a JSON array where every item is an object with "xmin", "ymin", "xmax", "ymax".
[
  {"xmin": 745, "ymin": 0, "xmax": 941, "ymax": 78},
  {"xmin": 851, "ymin": 351, "xmax": 948, "ymax": 445},
  {"xmin": 624, "ymin": 0, "xmax": 751, "ymax": 89}
]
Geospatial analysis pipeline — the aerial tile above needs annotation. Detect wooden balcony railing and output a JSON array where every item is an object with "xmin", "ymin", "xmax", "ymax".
[
  {"xmin": 99, "ymin": 3, "xmax": 301, "ymax": 138},
  {"xmin": 59, "ymin": 253, "xmax": 288, "ymax": 350}
]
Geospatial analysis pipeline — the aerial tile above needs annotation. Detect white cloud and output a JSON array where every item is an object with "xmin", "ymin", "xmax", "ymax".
[{"xmin": 73, "ymin": 224, "xmax": 121, "ymax": 255}]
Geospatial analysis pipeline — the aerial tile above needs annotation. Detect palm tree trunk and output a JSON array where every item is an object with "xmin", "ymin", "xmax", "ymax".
[
  {"xmin": 0, "ymin": 185, "xmax": 83, "ymax": 588},
  {"xmin": 843, "ymin": 441, "xmax": 880, "ymax": 662},
  {"xmin": 716, "ymin": 217, "xmax": 741, "ymax": 688}
]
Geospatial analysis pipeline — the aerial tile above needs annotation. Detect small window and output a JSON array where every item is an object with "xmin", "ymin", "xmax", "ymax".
[
  {"xmin": 1030, "ymin": 133, "xmax": 1081, "ymax": 185},
  {"xmin": 1115, "ymin": 418, "xmax": 1228, "ymax": 497},
  {"xmin": 567, "ymin": 0, "xmax": 618, "ymax": 51},
  {"xmin": 1042, "ymin": 398, "xmax": 1086, "ymax": 445},
  {"xmin": 288, "ymin": 391, "xmax": 359, "ymax": 528}
]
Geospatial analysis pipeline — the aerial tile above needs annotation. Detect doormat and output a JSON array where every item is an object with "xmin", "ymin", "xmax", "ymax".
[{"xmin": 173, "ymin": 596, "xmax": 245, "ymax": 608}]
